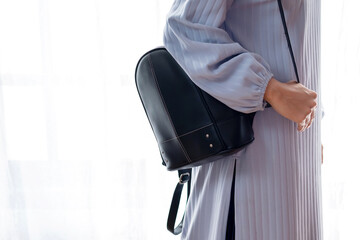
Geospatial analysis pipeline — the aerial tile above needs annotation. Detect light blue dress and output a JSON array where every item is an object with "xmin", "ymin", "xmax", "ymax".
[{"xmin": 163, "ymin": 0, "xmax": 322, "ymax": 239}]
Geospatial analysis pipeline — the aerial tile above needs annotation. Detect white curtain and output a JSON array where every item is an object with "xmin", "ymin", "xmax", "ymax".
[
  {"xmin": 0, "ymin": 0, "xmax": 358, "ymax": 239},
  {"xmin": 321, "ymin": 1, "xmax": 360, "ymax": 240}
]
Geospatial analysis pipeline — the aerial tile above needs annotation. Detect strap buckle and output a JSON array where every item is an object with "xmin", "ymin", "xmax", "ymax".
[{"xmin": 179, "ymin": 172, "xmax": 190, "ymax": 184}]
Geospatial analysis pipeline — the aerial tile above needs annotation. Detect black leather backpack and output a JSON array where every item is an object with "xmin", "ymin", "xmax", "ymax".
[{"xmin": 135, "ymin": 47, "xmax": 255, "ymax": 171}]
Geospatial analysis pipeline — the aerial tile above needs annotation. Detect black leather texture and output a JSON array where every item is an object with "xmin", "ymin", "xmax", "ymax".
[{"xmin": 135, "ymin": 47, "xmax": 255, "ymax": 171}]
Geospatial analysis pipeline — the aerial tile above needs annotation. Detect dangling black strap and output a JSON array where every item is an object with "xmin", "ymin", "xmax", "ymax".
[
  {"xmin": 277, "ymin": 0, "xmax": 300, "ymax": 83},
  {"xmin": 166, "ymin": 0, "xmax": 298, "ymax": 235},
  {"xmin": 167, "ymin": 169, "xmax": 191, "ymax": 235},
  {"xmin": 225, "ymin": 161, "xmax": 237, "ymax": 240}
]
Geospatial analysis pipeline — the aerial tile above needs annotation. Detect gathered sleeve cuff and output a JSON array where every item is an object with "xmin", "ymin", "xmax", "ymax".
[{"xmin": 163, "ymin": 0, "xmax": 274, "ymax": 113}]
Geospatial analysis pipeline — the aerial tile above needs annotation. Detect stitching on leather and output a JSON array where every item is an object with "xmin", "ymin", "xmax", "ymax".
[
  {"xmin": 148, "ymin": 55, "xmax": 192, "ymax": 163},
  {"xmin": 160, "ymin": 123, "xmax": 213, "ymax": 144},
  {"xmin": 196, "ymin": 88, "xmax": 226, "ymax": 149}
]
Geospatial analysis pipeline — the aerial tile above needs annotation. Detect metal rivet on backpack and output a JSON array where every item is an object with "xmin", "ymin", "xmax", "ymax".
[
  {"xmin": 209, "ymin": 144, "xmax": 213, "ymax": 148},
  {"xmin": 205, "ymin": 134, "xmax": 210, "ymax": 138}
]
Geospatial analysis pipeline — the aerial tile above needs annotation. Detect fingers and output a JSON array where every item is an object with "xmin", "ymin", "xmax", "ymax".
[
  {"xmin": 297, "ymin": 118, "xmax": 309, "ymax": 132},
  {"xmin": 297, "ymin": 107, "xmax": 316, "ymax": 132},
  {"xmin": 306, "ymin": 110, "xmax": 315, "ymax": 129},
  {"xmin": 297, "ymin": 120, "xmax": 306, "ymax": 132}
]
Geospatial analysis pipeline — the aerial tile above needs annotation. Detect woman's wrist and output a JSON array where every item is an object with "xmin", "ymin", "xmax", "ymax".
[{"xmin": 263, "ymin": 77, "xmax": 282, "ymax": 105}]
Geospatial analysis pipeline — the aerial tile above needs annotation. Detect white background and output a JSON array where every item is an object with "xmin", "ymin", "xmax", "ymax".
[{"xmin": 0, "ymin": 0, "xmax": 359, "ymax": 239}]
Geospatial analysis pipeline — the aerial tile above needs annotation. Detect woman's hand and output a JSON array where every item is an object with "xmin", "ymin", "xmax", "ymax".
[{"xmin": 264, "ymin": 78, "xmax": 318, "ymax": 132}]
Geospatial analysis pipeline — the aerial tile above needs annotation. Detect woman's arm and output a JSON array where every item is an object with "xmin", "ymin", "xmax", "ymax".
[
  {"xmin": 163, "ymin": 0, "xmax": 273, "ymax": 113},
  {"xmin": 164, "ymin": 0, "xmax": 318, "ymax": 131}
]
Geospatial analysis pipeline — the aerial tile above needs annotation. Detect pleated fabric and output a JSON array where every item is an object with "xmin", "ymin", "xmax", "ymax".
[{"xmin": 163, "ymin": 0, "xmax": 322, "ymax": 239}]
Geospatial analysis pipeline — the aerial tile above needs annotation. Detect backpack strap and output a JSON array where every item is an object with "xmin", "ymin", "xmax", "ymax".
[
  {"xmin": 167, "ymin": 169, "xmax": 191, "ymax": 235},
  {"xmin": 277, "ymin": 0, "xmax": 300, "ymax": 83}
]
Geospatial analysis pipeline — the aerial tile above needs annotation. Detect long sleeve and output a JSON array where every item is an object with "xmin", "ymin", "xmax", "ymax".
[{"xmin": 163, "ymin": 0, "xmax": 274, "ymax": 113}]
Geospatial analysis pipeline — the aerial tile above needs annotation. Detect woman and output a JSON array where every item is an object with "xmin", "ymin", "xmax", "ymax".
[{"xmin": 163, "ymin": 0, "xmax": 322, "ymax": 239}]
